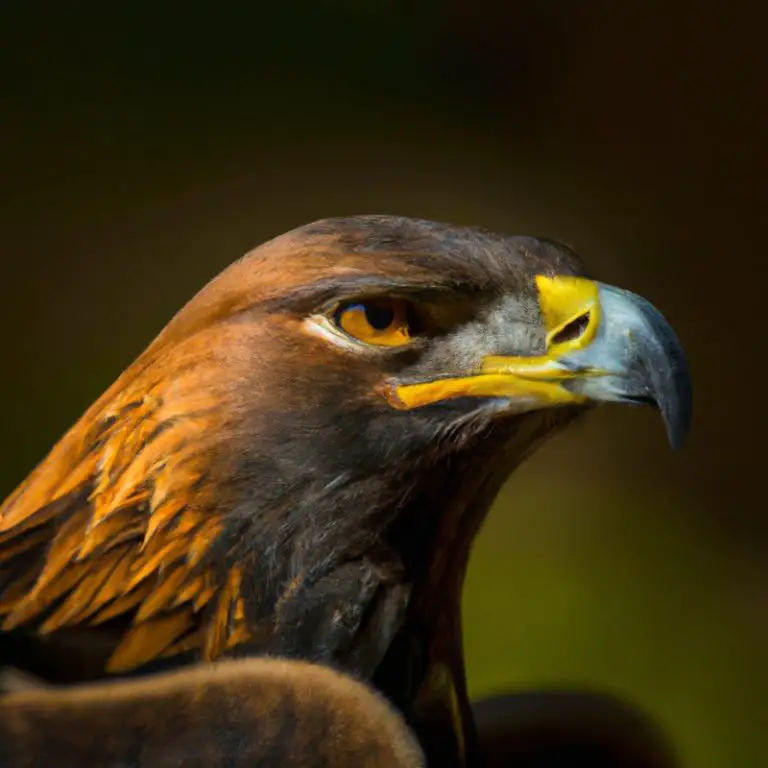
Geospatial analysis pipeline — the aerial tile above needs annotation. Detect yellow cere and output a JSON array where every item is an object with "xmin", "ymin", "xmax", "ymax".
[{"xmin": 535, "ymin": 274, "xmax": 601, "ymax": 354}]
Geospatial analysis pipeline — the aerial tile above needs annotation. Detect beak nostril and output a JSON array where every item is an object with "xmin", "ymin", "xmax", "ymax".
[{"xmin": 551, "ymin": 312, "xmax": 591, "ymax": 345}]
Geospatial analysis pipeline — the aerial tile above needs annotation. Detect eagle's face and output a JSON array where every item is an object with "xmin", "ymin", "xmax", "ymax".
[
  {"xmin": 0, "ymin": 214, "xmax": 691, "ymax": 694},
  {"xmin": 190, "ymin": 216, "xmax": 688, "ymax": 505},
  {"xmin": 140, "ymin": 215, "xmax": 687, "ymax": 605}
]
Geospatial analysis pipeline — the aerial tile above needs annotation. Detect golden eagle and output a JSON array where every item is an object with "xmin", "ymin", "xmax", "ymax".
[{"xmin": 0, "ymin": 216, "xmax": 691, "ymax": 765}]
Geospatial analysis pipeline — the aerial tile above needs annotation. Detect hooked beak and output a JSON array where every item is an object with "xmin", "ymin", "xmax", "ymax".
[{"xmin": 386, "ymin": 275, "xmax": 692, "ymax": 450}]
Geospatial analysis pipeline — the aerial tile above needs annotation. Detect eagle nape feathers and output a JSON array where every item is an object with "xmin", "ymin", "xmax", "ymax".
[{"xmin": 0, "ymin": 215, "xmax": 691, "ymax": 766}]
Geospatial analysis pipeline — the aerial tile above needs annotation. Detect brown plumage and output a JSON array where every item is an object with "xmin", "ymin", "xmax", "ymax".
[
  {"xmin": 0, "ymin": 215, "xmax": 691, "ymax": 765},
  {"xmin": 0, "ymin": 657, "xmax": 424, "ymax": 767}
]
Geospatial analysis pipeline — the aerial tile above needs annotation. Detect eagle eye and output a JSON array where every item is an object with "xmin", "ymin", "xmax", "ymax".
[{"xmin": 333, "ymin": 298, "xmax": 416, "ymax": 347}]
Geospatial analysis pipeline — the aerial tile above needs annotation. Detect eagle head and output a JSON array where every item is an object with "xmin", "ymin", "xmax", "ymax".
[{"xmin": 0, "ymin": 215, "xmax": 691, "ymax": 765}]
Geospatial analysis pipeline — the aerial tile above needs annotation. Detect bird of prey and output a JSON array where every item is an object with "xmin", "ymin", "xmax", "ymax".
[
  {"xmin": 0, "ymin": 656, "xmax": 425, "ymax": 767},
  {"xmin": 0, "ymin": 215, "xmax": 691, "ymax": 766}
]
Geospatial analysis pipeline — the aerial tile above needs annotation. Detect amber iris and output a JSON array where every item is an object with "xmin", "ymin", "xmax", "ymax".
[{"xmin": 334, "ymin": 299, "xmax": 413, "ymax": 347}]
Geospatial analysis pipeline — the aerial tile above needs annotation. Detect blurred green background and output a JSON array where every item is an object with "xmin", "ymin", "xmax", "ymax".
[{"xmin": 0, "ymin": 2, "xmax": 764, "ymax": 766}]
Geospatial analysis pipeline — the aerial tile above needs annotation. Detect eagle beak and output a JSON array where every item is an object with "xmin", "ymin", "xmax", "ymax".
[{"xmin": 386, "ymin": 275, "xmax": 692, "ymax": 450}]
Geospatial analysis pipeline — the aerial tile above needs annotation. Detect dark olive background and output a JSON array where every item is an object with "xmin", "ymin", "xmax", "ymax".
[{"xmin": 0, "ymin": 3, "xmax": 764, "ymax": 766}]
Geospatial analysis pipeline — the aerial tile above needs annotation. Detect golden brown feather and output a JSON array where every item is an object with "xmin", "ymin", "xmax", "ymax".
[{"xmin": 0, "ymin": 327, "xmax": 245, "ymax": 671}]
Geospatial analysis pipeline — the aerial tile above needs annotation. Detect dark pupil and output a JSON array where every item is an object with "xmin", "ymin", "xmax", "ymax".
[{"xmin": 364, "ymin": 303, "xmax": 395, "ymax": 330}]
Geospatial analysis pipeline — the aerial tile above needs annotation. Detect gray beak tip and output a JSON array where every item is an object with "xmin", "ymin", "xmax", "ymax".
[
  {"xmin": 660, "ymin": 366, "xmax": 692, "ymax": 452},
  {"xmin": 591, "ymin": 283, "xmax": 693, "ymax": 453},
  {"xmin": 666, "ymin": 419, "xmax": 690, "ymax": 452},
  {"xmin": 646, "ymin": 314, "xmax": 692, "ymax": 453}
]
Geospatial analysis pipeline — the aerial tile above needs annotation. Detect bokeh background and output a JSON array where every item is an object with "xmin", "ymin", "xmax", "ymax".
[{"xmin": 1, "ymin": 3, "xmax": 764, "ymax": 766}]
